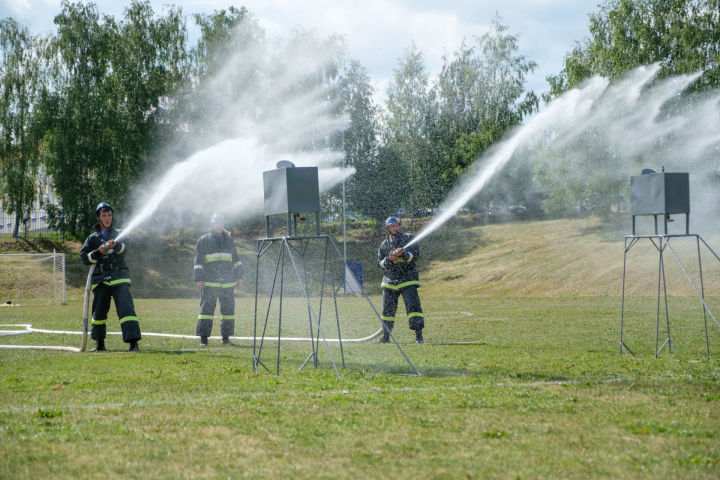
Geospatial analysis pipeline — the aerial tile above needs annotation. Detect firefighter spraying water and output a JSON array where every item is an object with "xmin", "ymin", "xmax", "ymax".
[
  {"xmin": 377, "ymin": 216, "xmax": 425, "ymax": 344},
  {"xmin": 80, "ymin": 202, "xmax": 142, "ymax": 352}
]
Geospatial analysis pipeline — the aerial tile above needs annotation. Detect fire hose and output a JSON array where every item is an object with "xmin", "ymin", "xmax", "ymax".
[
  {"xmin": 1, "ymin": 257, "xmax": 382, "ymax": 350},
  {"xmin": 80, "ymin": 263, "xmax": 95, "ymax": 352},
  {"xmin": 2, "ymin": 240, "xmax": 386, "ymax": 351}
]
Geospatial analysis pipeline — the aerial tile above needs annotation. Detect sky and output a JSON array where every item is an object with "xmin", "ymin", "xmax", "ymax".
[{"xmin": 1, "ymin": 0, "xmax": 602, "ymax": 102}]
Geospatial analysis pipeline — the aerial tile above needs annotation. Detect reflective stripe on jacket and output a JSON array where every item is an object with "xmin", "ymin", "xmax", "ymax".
[
  {"xmin": 80, "ymin": 225, "xmax": 131, "ymax": 287},
  {"xmin": 194, "ymin": 230, "xmax": 243, "ymax": 283}
]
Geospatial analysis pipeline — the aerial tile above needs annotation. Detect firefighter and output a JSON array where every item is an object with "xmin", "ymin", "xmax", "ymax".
[
  {"xmin": 194, "ymin": 214, "xmax": 243, "ymax": 346},
  {"xmin": 80, "ymin": 202, "xmax": 141, "ymax": 351},
  {"xmin": 377, "ymin": 216, "xmax": 424, "ymax": 344}
]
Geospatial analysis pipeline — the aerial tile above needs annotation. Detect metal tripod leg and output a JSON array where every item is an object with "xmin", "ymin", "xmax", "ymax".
[
  {"xmin": 253, "ymin": 234, "xmax": 421, "ymax": 377},
  {"xmin": 620, "ymin": 236, "xmax": 638, "ymax": 356},
  {"xmin": 697, "ymin": 236, "xmax": 710, "ymax": 356},
  {"xmin": 655, "ymin": 238, "xmax": 674, "ymax": 357}
]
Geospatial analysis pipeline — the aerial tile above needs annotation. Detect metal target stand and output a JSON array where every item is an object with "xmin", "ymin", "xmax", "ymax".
[
  {"xmin": 252, "ymin": 233, "xmax": 343, "ymax": 376},
  {"xmin": 253, "ymin": 162, "xmax": 420, "ymax": 377},
  {"xmin": 620, "ymin": 233, "xmax": 720, "ymax": 357},
  {"xmin": 620, "ymin": 170, "xmax": 720, "ymax": 357}
]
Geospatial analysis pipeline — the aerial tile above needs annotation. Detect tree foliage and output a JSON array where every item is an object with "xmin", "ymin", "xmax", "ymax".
[
  {"xmin": 40, "ymin": 0, "xmax": 188, "ymax": 235},
  {"xmin": 0, "ymin": 19, "xmax": 43, "ymax": 237},
  {"xmin": 332, "ymin": 60, "xmax": 383, "ymax": 223},
  {"xmin": 542, "ymin": 0, "xmax": 720, "ymax": 218},
  {"xmin": 382, "ymin": 44, "xmax": 437, "ymax": 216},
  {"xmin": 433, "ymin": 18, "xmax": 538, "ymax": 205},
  {"xmin": 1, "ymin": 3, "xmax": 546, "ymax": 239},
  {"xmin": 547, "ymin": 0, "xmax": 720, "ymax": 97},
  {"xmin": 181, "ymin": 7, "xmax": 264, "ymax": 144},
  {"xmin": 382, "ymin": 20, "xmax": 539, "ymax": 216}
]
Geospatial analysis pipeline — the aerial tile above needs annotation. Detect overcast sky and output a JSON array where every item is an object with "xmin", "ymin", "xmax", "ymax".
[{"xmin": 1, "ymin": 0, "xmax": 601, "ymax": 101}]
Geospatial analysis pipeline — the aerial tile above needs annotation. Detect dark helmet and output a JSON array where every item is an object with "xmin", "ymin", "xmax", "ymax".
[
  {"xmin": 385, "ymin": 216, "xmax": 400, "ymax": 228},
  {"xmin": 210, "ymin": 214, "xmax": 225, "ymax": 225},
  {"xmin": 95, "ymin": 202, "xmax": 113, "ymax": 216}
]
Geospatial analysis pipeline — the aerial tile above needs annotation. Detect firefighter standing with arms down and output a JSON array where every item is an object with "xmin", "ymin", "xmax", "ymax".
[
  {"xmin": 377, "ymin": 216, "xmax": 425, "ymax": 344},
  {"xmin": 80, "ymin": 202, "xmax": 141, "ymax": 351},
  {"xmin": 194, "ymin": 214, "xmax": 243, "ymax": 346}
]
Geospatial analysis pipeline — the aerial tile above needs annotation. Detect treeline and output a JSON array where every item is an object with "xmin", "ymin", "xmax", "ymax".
[{"xmin": 1, "ymin": 0, "xmax": 718, "ymax": 238}]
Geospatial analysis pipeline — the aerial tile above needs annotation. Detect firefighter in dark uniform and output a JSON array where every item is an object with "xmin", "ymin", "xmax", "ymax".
[
  {"xmin": 194, "ymin": 214, "xmax": 243, "ymax": 346},
  {"xmin": 80, "ymin": 202, "xmax": 141, "ymax": 351},
  {"xmin": 377, "ymin": 216, "xmax": 424, "ymax": 344}
]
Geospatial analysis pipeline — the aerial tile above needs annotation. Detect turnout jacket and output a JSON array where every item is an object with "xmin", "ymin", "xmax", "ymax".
[
  {"xmin": 377, "ymin": 231, "xmax": 420, "ymax": 289},
  {"xmin": 194, "ymin": 230, "xmax": 243, "ymax": 286},
  {"xmin": 80, "ymin": 225, "xmax": 131, "ymax": 288}
]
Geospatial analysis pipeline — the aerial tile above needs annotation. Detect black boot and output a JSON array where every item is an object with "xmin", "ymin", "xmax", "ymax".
[
  {"xmin": 376, "ymin": 320, "xmax": 393, "ymax": 343},
  {"xmin": 415, "ymin": 330, "xmax": 424, "ymax": 344},
  {"xmin": 200, "ymin": 336, "xmax": 208, "ymax": 346},
  {"xmin": 90, "ymin": 339, "xmax": 106, "ymax": 352},
  {"xmin": 129, "ymin": 341, "xmax": 139, "ymax": 352}
]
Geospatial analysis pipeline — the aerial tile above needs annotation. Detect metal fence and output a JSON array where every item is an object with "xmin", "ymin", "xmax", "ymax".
[{"xmin": 0, "ymin": 209, "xmax": 61, "ymax": 238}]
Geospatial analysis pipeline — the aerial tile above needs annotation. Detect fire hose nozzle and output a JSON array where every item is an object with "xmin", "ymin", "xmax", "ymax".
[{"xmin": 391, "ymin": 247, "xmax": 403, "ymax": 257}]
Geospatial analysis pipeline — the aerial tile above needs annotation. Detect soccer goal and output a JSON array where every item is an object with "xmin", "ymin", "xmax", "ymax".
[{"xmin": 0, "ymin": 252, "xmax": 66, "ymax": 305}]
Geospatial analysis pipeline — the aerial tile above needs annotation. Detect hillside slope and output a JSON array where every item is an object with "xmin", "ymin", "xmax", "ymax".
[
  {"xmin": 2, "ymin": 216, "xmax": 718, "ymax": 300},
  {"xmin": 421, "ymin": 217, "xmax": 720, "ymax": 297}
]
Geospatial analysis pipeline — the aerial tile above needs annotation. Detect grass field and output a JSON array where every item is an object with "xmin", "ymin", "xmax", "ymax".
[
  {"xmin": 1, "ymin": 294, "xmax": 719, "ymax": 479},
  {"xmin": 1, "ymin": 217, "xmax": 720, "ymax": 478}
]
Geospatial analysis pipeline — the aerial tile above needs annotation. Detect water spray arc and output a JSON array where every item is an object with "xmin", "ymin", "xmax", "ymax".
[
  {"xmin": 3, "ymin": 30, "xmax": 370, "ymax": 356},
  {"xmin": 405, "ymin": 64, "xmax": 716, "ymax": 250}
]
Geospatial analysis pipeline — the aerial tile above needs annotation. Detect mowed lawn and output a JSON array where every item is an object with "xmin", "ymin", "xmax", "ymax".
[{"xmin": 1, "ymin": 293, "xmax": 719, "ymax": 479}]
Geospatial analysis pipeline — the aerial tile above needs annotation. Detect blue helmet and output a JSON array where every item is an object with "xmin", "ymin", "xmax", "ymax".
[
  {"xmin": 210, "ymin": 214, "xmax": 225, "ymax": 225},
  {"xmin": 384, "ymin": 216, "xmax": 400, "ymax": 228},
  {"xmin": 95, "ymin": 202, "xmax": 112, "ymax": 215}
]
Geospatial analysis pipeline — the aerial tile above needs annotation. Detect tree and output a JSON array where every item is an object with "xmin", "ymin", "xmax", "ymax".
[
  {"xmin": 179, "ymin": 6, "xmax": 264, "ymax": 144},
  {"xmin": 546, "ymin": 0, "xmax": 720, "ymax": 98},
  {"xmin": 0, "ymin": 19, "xmax": 43, "ymax": 238},
  {"xmin": 383, "ymin": 44, "xmax": 439, "ymax": 215},
  {"xmin": 432, "ymin": 18, "xmax": 539, "ymax": 206},
  {"xmin": 542, "ymin": 0, "xmax": 720, "ymax": 218},
  {"xmin": 333, "ymin": 60, "xmax": 384, "ymax": 223},
  {"xmin": 41, "ymin": 0, "xmax": 188, "ymax": 236},
  {"xmin": 349, "ymin": 145, "xmax": 408, "ymax": 226}
]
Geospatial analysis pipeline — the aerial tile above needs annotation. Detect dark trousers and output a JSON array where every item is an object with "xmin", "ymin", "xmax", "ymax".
[
  {"xmin": 196, "ymin": 286, "xmax": 235, "ymax": 338},
  {"xmin": 381, "ymin": 286, "xmax": 424, "ymax": 331},
  {"xmin": 91, "ymin": 283, "xmax": 141, "ymax": 343}
]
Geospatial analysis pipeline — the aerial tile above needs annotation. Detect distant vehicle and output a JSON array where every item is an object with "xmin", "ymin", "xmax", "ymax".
[{"xmin": 508, "ymin": 205, "xmax": 528, "ymax": 219}]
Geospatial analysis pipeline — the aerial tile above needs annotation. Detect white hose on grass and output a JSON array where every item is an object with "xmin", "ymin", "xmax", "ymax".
[
  {"xmin": 1, "ymin": 262, "xmax": 382, "ymax": 352},
  {"xmin": 0, "ymin": 323, "xmax": 382, "ymax": 351}
]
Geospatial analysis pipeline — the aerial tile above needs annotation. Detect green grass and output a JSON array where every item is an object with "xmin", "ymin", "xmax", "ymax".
[
  {"xmin": 2, "ymin": 217, "xmax": 720, "ymax": 478},
  {"xmin": 1, "ymin": 295, "xmax": 719, "ymax": 479}
]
